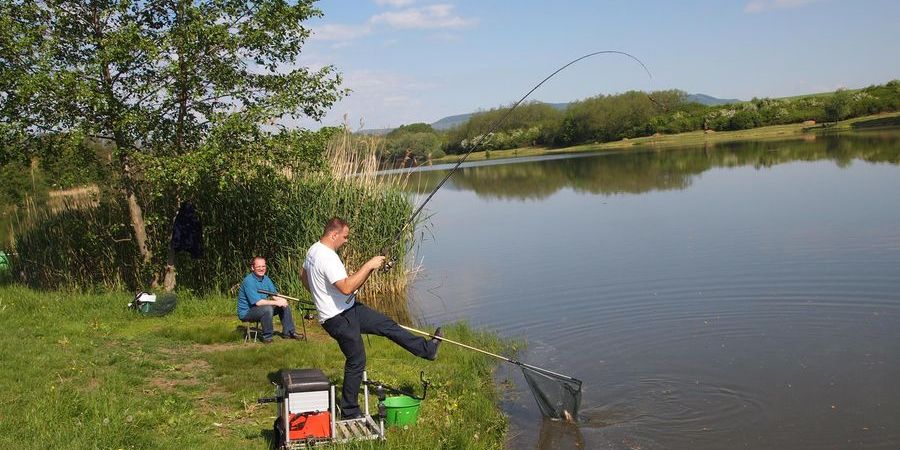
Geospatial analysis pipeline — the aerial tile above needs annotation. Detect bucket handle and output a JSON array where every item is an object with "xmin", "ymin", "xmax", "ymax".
[{"xmin": 363, "ymin": 371, "xmax": 429, "ymax": 400}]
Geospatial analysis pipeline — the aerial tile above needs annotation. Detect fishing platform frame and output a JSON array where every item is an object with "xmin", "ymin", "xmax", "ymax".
[{"xmin": 261, "ymin": 370, "xmax": 385, "ymax": 449}]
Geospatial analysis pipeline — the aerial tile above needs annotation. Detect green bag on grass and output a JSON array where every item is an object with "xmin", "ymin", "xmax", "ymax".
[{"xmin": 128, "ymin": 292, "xmax": 177, "ymax": 316}]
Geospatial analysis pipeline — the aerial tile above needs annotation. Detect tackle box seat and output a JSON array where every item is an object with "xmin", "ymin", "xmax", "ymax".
[
  {"xmin": 280, "ymin": 368, "xmax": 331, "ymax": 414},
  {"xmin": 281, "ymin": 368, "xmax": 330, "ymax": 393}
]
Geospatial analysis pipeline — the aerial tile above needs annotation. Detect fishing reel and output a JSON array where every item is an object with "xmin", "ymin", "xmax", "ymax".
[{"xmin": 377, "ymin": 243, "xmax": 396, "ymax": 273}]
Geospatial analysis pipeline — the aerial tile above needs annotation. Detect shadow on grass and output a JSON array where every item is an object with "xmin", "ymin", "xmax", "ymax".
[
  {"xmin": 260, "ymin": 426, "xmax": 278, "ymax": 450},
  {"xmin": 157, "ymin": 321, "xmax": 239, "ymax": 344}
]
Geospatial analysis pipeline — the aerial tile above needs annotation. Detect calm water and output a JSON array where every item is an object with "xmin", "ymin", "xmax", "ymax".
[{"xmin": 401, "ymin": 130, "xmax": 900, "ymax": 449}]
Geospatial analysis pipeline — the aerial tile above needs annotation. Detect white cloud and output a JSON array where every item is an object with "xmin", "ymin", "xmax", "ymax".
[
  {"xmin": 311, "ymin": 4, "xmax": 475, "ymax": 46},
  {"xmin": 371, "ymin": 4, "xmax": 477, "ymax": 29},
  {"xmin": 375, "ymin": 0, "xmax": 416, "ymax": 6},
  {"xmin": 286, "ymin": 70, "xmax": 441, "ymax": 130},
  {"xmin": 744, "ymin": 0, "xmax": 823, "ymax": 13}
]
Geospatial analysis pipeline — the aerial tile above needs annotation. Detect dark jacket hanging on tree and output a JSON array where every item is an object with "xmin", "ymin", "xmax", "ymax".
[{"xmin": 171, "ymin": 202, "xmax": 203, "ymax": 259}]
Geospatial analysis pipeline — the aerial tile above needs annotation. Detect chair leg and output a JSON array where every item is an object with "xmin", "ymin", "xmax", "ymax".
[
  {"xmin": 244, "ymin": 321, "xmax": 260, "ymax": 343},
  {"xmin": 300, "ymin": 312, "xmax": 308, "ymax": 341}
]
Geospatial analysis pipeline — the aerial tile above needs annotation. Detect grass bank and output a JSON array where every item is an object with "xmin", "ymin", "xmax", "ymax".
[
  {"xmin": 0, "ymin": 286, "xmax": 510, "ymax": 449},
  {"xmin": 431, "ymin": 111, "xmax": 900, "ymax": 164}
]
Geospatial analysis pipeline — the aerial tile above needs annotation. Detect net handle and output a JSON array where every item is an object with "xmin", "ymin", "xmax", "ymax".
[{"xmin": 400, "ymin": 324, "xmax": 581, "ymax": 383}]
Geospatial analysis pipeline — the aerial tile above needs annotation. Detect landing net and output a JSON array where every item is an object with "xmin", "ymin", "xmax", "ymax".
[{"xmin": 521, "ymin": 365, "xmax": 582, "ymax": 420}]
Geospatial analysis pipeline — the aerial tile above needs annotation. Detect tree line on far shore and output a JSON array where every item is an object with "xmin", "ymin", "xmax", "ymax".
[{"xmin": 376, "ymin": 80, "xmax": 900, "ymax": 164}]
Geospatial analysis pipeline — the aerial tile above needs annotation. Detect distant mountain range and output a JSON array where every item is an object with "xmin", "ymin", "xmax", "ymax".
[
  {"xmin": 685, "ymin": 93, "xmax": 741, "ymax": 106},
  {"xmin": 358, "ymin": 93, "xmax": 741, "ymax": 135}
]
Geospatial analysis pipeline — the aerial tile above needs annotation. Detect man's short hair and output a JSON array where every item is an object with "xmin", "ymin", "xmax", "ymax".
[
  {"xmin": 324, "ymin": 217, "xmax": 348, "ymax": 236},
  {"xmin": 251, "ymin": 256, "xmax": 265, "ymax": 268}
]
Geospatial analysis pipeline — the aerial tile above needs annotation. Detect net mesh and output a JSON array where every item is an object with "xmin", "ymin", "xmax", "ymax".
[
  {"xmin": 521, "ymin": 366, "xmax": 582, "ymax": 421},
  {"xmin": 145, "ymin": 293, "xmax": 177, "ymax": 316},
  {"xmin": 131, "ymin": 293, "xmax": 178, "ymax": 317}
]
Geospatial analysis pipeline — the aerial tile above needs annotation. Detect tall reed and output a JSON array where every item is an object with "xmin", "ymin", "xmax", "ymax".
[
  {"xmin": 9, "ymin": 126, "xmax": 417, "ymax": 316},
  {"xmin": 10, "ymin": 196, "xmax": 140, "ymax": 291}
]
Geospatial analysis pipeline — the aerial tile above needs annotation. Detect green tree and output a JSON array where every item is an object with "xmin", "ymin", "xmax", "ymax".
[
  {"xmin": 2, "ymin": 0, "xmax": 344, "ymax": 289},
  {"xmin": 729, "ymin": 107, "xmax": 761, "ymax": 130},
  {"xmin": 384, "ymin": 131, "xmax": 443, "ymax": 161},
  {"xmin": 446, "ymin": 102, "xmax": 561, "ymax": 153},
  {"xmin": 825, "ymin": 89, "xmax": 851, "ymax": 122},
  {"xmin": 386, "ymin": 122, "xmax": 434, "ymax": 138}
]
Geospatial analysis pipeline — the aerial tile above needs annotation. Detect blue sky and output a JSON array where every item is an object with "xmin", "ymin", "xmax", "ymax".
[{"xmin": 294, "ymin": 0, "xmax": 900, "ymax": 130}]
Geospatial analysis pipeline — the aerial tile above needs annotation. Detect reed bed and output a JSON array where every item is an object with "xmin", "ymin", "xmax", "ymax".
[
  {"xmin": 9, "ymin": 127, "xmax": 417, "ymax": 314},
  {"xmin": 9, "ymin": 196, "xmax": 140, "ymax": 291}
]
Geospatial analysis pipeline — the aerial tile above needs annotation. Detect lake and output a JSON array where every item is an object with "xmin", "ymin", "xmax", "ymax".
[{"xmin": 400, "ymin": 130, "xmax": 900, "ymax": 449}]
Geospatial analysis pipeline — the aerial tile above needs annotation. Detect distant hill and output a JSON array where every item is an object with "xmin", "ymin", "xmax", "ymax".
[
  {"xmin": 361, "ymin": 94, "xmax": 740, "ymax": 133},
  {"xmin": 685, "ymin": 93, "xmax": 741, "ymax": 106},
  {"xmin": 428, "ymin": 102, "xmax": 568, "ymax": 130},
  {"xmin": 355, "ymin": 128, "xmax": 393, "ymax": 136},
  {"xmin": 430, "ymin": 113, "xmax": 472, "ymax": 131}
]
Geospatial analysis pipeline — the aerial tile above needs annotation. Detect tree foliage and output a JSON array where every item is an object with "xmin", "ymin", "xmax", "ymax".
[
  {"xmin": 1, "ymin": 0, "xmax": 345, "ymax": 286},
  {"xmin": 825, "ymin": 89, "xmax": 852, "ymax": 122},
  {"xmin": 381, "ymin": 122, "xmax": 444, "ymax": 162},
  {"xmin": 440, "ymin": 82, "xmax": 900, "ymax": 154},
  {"xmin": 446, "ymin": 102, "xmax": 560, "ymax": 153}
]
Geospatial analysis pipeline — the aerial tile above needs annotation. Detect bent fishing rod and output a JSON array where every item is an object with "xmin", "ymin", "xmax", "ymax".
[
  {"xmin": 400, "ymin": 324, "xmax": 581, "ymax": 383},
  {"xmin": 379, "ymin": 50, "xmax": 657, "ymax": 268}
]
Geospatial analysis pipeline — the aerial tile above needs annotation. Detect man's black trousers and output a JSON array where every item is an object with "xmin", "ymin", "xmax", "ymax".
[{"xmin": 321, "ymin": 302, "xmax": 434, "ymax": 417}]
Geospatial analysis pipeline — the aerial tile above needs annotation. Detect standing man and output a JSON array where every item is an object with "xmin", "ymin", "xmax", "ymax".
[
  {"xmin": 237, "ymin": 256, "xmax": 303, "ymax": 343},
  {"xmin": 301, "ymin": 217, "xmax": 441, "ymax": 420}
]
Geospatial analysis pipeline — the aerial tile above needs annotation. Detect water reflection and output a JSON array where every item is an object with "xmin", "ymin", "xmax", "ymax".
[
  {"xmin": 406, "ymin": 129, "xmax": 900, "ymax": 449},
  {"xmin": 399, "ymin": 131, "xmax": 900, "ymax": 200},
  {"xmin": 536, "ymin": 420, "xmax": 585, "ymax": 449}
]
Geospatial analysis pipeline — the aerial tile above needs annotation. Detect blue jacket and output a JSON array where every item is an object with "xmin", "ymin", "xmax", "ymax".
[{"xmin": 237, "ymin": 273, "xmax": 277, "ymax": 320}]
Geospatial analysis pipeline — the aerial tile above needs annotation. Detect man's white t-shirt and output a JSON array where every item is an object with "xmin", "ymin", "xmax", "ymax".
[{"xmin": 304, "ymin": 241, "xmax": 353, "ymax": 322}]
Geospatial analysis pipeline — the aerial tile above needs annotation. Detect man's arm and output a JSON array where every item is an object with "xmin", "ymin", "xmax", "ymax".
[
  {"xmin": 245, "ymin": 278, "xmax": 288, "ymax": 307},
  {"xmin": 256, "ymin": 297, "xmax": 288, "ymax": 307},
  {"xmin": 333, "ymin": 256, "xmax": 385, "ymax": 295},
  {"xmin": 300, "ymin": 267, "xmax": 311, "ymax": 293}
]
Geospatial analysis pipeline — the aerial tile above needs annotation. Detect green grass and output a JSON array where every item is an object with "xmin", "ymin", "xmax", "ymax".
[
  {"xmin": 431, "ymin": 111, "xmax": 900, "ymax": 164},
  {"xmin": 0, "ymin": 285, "xmax": 511, "ymax": 449}
]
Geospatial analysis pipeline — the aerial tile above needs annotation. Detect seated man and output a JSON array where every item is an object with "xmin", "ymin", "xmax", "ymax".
[{"xmin": 237, "ymin": 256, "xmax": 302, "ymax": 343}]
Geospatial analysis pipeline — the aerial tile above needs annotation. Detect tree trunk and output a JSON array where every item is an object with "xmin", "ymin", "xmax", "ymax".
[
  {"xmin": 162, "ymin": 0, "xmax": 192, "ymax": 293},
  {"xmin": 118, "ymin": 151, "xmax": 153, "ymax": 268},
  {"xmin": 162, "ymin": 245, "xmax": 177, "ymax": 292},
  {"xmin": 161, "ymin": 198, "xmax": 182, "ymax": 293},
  {"xmin": 92, "ymin": 2, "xmax": 154, "ymax": 284}
]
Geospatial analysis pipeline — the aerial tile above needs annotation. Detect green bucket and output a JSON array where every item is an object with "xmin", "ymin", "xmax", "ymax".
[{"xmin": 383, "ymin": 395, "xmax": 421, "ymax": 426}]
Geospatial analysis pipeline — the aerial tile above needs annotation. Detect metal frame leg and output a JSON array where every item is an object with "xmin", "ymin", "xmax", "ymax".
[
  {"xmin": 283, "ymin": 391, "xmax": 291, "ymax": 448},
  {"xmin": 244, "ymin": 321, "xmax": 260, "ymax": 343},
  {"xmin": 363, "ymin": 371, "xmax": 369, "ymax": 416},
  {"xmin": 330, "ymin": 385, "xmax": 336, "ymax": 439}
]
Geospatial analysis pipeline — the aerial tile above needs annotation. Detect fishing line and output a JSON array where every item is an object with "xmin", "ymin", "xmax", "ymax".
[{"xmin": 380, "ymin": 50, "xmax": 658, "ymax": 266}]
